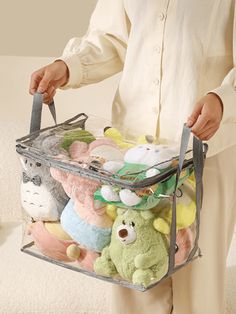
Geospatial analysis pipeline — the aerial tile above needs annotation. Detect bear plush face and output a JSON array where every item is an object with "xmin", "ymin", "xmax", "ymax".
[
  {"xmin": 124, "ymin": 144, "xmax": 177, "ymax": 169},
  {"xmin": 116, "ymin": 220, "xmax": 137, "ymax": 245},
  {"xmin": 112, "ymin": 209, "xmax": 161, "ymax": 247}
]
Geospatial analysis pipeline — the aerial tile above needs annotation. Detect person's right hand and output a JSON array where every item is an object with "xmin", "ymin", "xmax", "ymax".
[{"xmin": 29, "ymin": 60, "xmax": 69, "ymax": 104}]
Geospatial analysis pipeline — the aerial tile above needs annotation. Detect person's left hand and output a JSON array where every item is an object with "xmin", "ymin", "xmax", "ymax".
[{"xmin": 186, "ymin": 93, "xmax": 223, "ymax": 141}]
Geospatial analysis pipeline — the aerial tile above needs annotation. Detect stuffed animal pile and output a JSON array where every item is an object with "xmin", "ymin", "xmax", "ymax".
[{"xmin": 21, "ymin": 126, "xmax": 197, "ymax": 289}]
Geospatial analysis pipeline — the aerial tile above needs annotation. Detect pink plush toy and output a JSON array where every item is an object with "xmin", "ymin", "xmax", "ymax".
[
  {"xmin": 175, "ymin": 225, "xmax": 196, "ymax": 266},
  {"xmin": 49, "ymin": 138, "xmax": 123, "ymax": 270},
  {"xmin": 27, "ymin": 221, "xmax": 75, "ymax": 262},
  {"xmin": 27, "ymin": 221, "xmax": 99, "ymax": 271},
  {"xmin": 69, "ymin": 137, "xmax": 124, "ymax": 163},
  {"xmin": 51, "ymin": 138, "xmax": 124, "ymax": 211}
]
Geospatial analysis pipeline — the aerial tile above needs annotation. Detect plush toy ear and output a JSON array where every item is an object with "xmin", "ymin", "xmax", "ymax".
[
  {"xmin": 117, "ymin": 208, "xmax": 127, "ymax": 216},
  {"xmin": 89, "ymin": 138, "xmax": 118, "ymax": 152},
  {"xmin": 50, "ymin": 168, "xmax": 68, "ymax": 183},
  {"xmin": 137, "ymin": 134, "xmax": 155, "ymax": 144},
  {"xmin": 106, "ymin": 204, "xmax": 117, "ymax": 220},
  {"xmin": 69, "ymin": 141, "xmax": 88, "ymax": 159},
  {"xmin": 153, "ymin": 218, "xmax": 170, "ymax": 234},
  {"xmin": 103, "ymin": 161, "xmax": 124, "ymax": 174},
  {"xmin": 140, "ymin": 210, "xmax": 155, "ymax": 220}
]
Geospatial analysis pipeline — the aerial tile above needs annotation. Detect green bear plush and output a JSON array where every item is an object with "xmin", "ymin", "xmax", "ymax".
[{"xmin": 94, "ymin": 208, "xmax": 169, "ymax": 288}]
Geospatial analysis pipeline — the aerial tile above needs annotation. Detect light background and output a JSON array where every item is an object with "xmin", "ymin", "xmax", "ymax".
[
  {"xmin": 0, "ymin": 0, "xmax": 97, "ymax": 56},
  {"xmin": 0, "ymin": 1, "xmax": 235, "ymax": 313}
]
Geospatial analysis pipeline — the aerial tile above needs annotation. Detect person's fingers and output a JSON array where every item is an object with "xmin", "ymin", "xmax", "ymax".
[
  {"xmin": 186, "ymin": 102, "xmax": 203, "ymax": 127},
  {"xmin": 43, "ymin": 89, "xmax": 56, "ymax": 105},
  {"xmin": 43, "ymin": 85, "xmax": 55, "ymax": 101},
  {"xmin": 196, "ymin": 123, "xmax": 213, "ymax": 137},
  {"xmin": 37, "ymin": 70, "xmax": 54, "ymax": 93},
  {"xmin": 29, "ymin": 71, "xmax": 43, "ymax": 95},
  {"xmin": 191, "ymin": 113, "xmax": 210, "ymax": 136},
  {"xmin": 197, "ymin": 126, "xmax": 217, "ymax": 141}
]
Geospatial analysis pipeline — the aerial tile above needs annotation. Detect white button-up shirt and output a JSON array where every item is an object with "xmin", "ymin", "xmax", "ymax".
[{"xmin": 59, "ymin": 0, "xmax": 236, "ymax": 157}]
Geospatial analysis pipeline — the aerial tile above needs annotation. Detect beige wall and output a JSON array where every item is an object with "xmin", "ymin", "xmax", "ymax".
[{"xmin": 0, "ymin": 0, "xmax": 97, "ymax": 57}]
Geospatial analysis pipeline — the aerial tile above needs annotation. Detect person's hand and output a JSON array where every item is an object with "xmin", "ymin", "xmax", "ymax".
[
  {"xmin": 29, "ymin": 60, "xmax": 69, "ymax": 104},
  {"xmin": 186, "ymin": 93, "xmax": 223, "ymax": 141}
]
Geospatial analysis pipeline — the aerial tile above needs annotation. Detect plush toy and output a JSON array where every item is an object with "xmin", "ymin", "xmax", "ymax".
[
  {"xmin": 51, "ymin": 138, "xmax": 124, "ymax": 210},
  {"xmin": 104, "ymin": 127, "xmax": 157, "ymax": 149},
  {"xmin": 49, "ymin": 138, "xmax": 123, "ymax": 269},
  {"xmin": 153, "ymin": 181, "xmax": 197, "ymax": 265},
  {"xmin": 32, "ymin": 128, "xmax": 95, "ymax": 156},
  {"xmin": 60, "ymin": 129, "xmax": 96, "ymax": 151},
  {"xmin": 27, "ymin": 221, "xmax": 99, "ymax": 270},
  {"xmin": 153, "ymin": 201, "xmax": 196, "ymax": 235},
  {"xmin": 104, "ymin": 127, "xmax": 134, "ymax": 149},
  {"xmin": 20, "ymin": 157, "xmax": 69, "ymax": 221},
  {"xmin": 69, "ymin": 137, "xmax": 124, "ymax": 163},
  {"xmin": 20, "ymin": 128, "xmax": 96, "ymax": 221},
  {"xmin": 27, "ymin": 221, "xmax": 76, "ymax": 261},
  {"xmin": 94, "ymin": 208, "xmax": 169, "ymax": 287},
  {"xmin": 175, "ymin": 225, "xmax": 196, "ymax": 266},
  {"xmin": 60, "ymin": 199, "xmax": 112, "ymax": 252},
  {"xmin": 95, "ymin": 144, "xmax": 180, "ymax": 210}
]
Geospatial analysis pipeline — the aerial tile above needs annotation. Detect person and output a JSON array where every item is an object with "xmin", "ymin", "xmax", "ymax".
[{"xmin": 29, "ymin": 1, "xmax": 236, "ymax": 313}]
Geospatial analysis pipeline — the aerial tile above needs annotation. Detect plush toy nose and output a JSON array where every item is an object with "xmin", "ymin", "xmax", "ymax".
[
  {"xmin": 118, "ymin": 229, "xmax": 128, "ymax": 238},
  {"xmin": 117, "ymin": 225, "xmax": 137, "ymax": 244}
]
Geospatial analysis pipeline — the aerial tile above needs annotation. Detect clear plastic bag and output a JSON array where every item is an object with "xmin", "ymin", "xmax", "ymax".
[{"xmin": 16, "ymin": 93, "xmax": 207, "ymax": 291}]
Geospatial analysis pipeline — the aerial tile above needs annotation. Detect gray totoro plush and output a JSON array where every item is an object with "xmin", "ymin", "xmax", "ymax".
[
  {"xmin": 20, "ymin": 131, "xmax": 70, "ymax": 221},
  {"xmin": 20, "ymin": 156, "xmax": 69, "ymax": 221}
]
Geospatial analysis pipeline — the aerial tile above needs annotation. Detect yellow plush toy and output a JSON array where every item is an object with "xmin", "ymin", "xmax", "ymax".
[
  {"xmin": 105, "ymin": 204, "xmax": 118, "ymax": 221},
  {"xmin": 104, "ymin": 127, "xmax": 134, "ymax": 149},
  {"xmin": 104, "ymin": 126, "xmax": 159, "ymax": 149},
  {"xmin": 153, "ymin": 201, "xmax": 196, "ymax": 234}
]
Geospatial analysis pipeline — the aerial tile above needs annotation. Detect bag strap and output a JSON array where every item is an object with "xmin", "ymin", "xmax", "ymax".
[
  {"xmin": 186, "ymin": 136, "xmax": 204, "ymax": 261},
  {"xmin": 167, "ymin": 124, "xmax": 204, "ymax": 274},
  {"xmin": 30, "ymin": 93, "xmax": 57, "ymax": 133}
]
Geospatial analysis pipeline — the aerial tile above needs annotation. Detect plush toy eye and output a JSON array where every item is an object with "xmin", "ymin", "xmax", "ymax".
[
  {"xmin": 146, "ymin": 148, "xmax": 151, "ymax": 150},
  {"xmin": 91, "ymin": 160, "xmax": 101, "ymax": 166},
  {"xmin": 36, "ymin": 162, "xmax": 41, "ymax": 167},
  {"xmin": 122, "ymin": 220, "xmax": 126, "ymax": 225},
  {"xmin": 175, "ymin": 244, "xmax": 179, "ymax": 253},
  {"xmin": 130, "ymin": 221, "xmax": 135, "ymax": 228},
  {"xmin": 25, "ymin": 159, "xmax": 28, "ymax": 164}
]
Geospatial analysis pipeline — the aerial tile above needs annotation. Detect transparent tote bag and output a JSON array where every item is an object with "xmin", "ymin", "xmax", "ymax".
[{"xmin": 16, "ymin": 93, "xmax": 207, "ymax": 291}]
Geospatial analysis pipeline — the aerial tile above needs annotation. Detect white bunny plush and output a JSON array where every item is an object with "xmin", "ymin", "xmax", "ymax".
[{"xmin": 100, "ymin": 144, "xmax": 177, "ymax": 207}]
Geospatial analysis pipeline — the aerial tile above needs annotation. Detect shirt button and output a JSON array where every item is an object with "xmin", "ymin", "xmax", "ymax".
[
  {"xmin": 159, "ymin": 13, "xmax": 165, "ymax": 21},
  {"xmin": 154, "ymin": 45, "xmax": 161, "ymax": 53},
  {"xmin": 153, "ymin": 79, "xmax": 160, "ymax": 86},
  {"xmin": 152, "ymin": 107, "xmax": 158, "ymax": 114}
]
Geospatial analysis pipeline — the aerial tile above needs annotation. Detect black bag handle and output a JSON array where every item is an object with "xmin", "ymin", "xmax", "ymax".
[{"xmin": 30, "ymin": 93, "xmax": 57, "ymax": 133}]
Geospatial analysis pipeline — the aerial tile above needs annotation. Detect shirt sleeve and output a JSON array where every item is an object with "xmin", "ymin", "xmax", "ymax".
[
  {"xmin": 209, "ymin": 2, "xmax": 236, "ymax": 124},
  {"xmin": 58, "ymin": 0, "xmax": 130, "ymax": 89}
]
